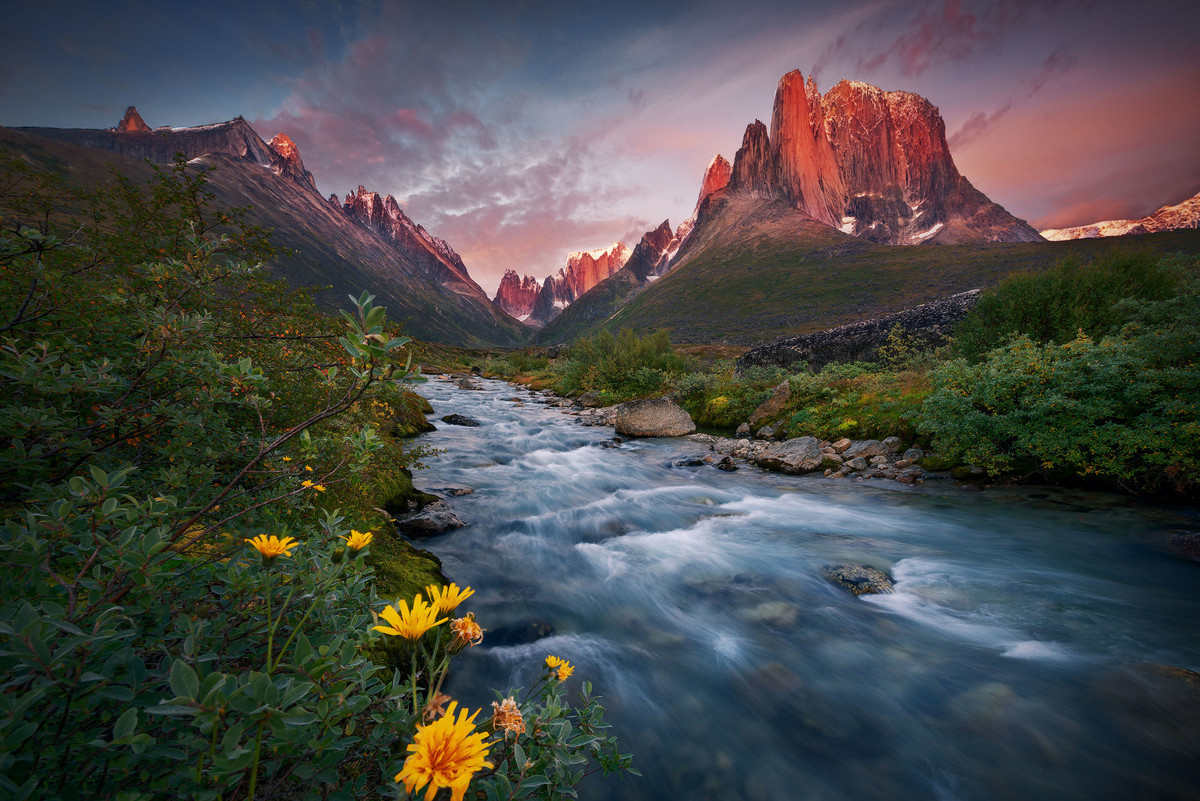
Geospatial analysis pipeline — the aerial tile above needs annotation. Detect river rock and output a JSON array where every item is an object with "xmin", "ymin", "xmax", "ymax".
[
  {"xmin": 754, "ymin": 436, "xmax": 823, "ymax": 474},
  {"xmin": 716, "ymin": 456, "xmax": 738, "ymax": 471},
  {"xmin": 579, "ymin": 390, "xmax": 604, "ymax": 408},
  {"xmin": 822, "ymin": 564, "xmax": 894, "ymax": 595},
  {"xmin": 488, "ymin": 620, "xmax": 554, "ymax": 646},
  {"xmin": 735, "ymin": 423, "xmax": 752, "ymax": 438},
  {"xmin": 394, "ymin": 500, "xmax": 465, "ymax": 536},
  {"xmin": 883, "ymin": 436, "xmax": 904, "ymax": 454},
  {"xmin": 441, "ymin": 413, "xmax": 480, "ymax": 427},
  {"xmin": 843, "ymin": 439, "xmax": 888, "ymax": 459},
  {"xmin": 902, "ymin": 447, "xmax": 925, "ymax": 462},
  {"xmin": 844, "ymin": 456, "xmax": 868, "ymax": 472},
  {"xmin": 747, "ymin": 381, "xmax": 792, "ymax": 428},
  {"xmin": 614, "ymin": 397, "xmax": 696, "ymax": 437},
  {"xmin": 454, "ymin": 377, "xmax": 483, "ymax": 391},
  {"xmin": 433, "ymin": 486, "xmax": 473, "ymax": 496},
  {"xmin": 831, "ymin": 437, "xmax": 852, "ymax": 453}
]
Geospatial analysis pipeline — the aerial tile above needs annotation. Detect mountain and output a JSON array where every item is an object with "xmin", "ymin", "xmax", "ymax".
[
  {"xmin": 729, "ymin": 71, "xmax": 1042, "ymax": 245},
  {"xmin": 493, "ymin": 270, "xmax": 543, "ymax": 321},
  {"xmin": 1041, "ymin": 190, "xmax": 1200, "ymax": 240},
  {"xmin": 7, "ymin": 109, "xmax": 525, "ymax": 347},
  {"xmin": 494, "ymin": 241, "xmax": 632, "ymax": 327},
  {"xmin": 536, "ymin": 68, "xmax": 1063, "ymax": 345}
]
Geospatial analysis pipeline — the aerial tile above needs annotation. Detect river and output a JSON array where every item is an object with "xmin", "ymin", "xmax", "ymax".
[{"xmin": 406, "ymin": 376, "xmax": 1200, "ymax": 800}]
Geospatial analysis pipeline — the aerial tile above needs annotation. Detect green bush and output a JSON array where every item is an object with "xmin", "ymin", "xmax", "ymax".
[
  {"xmin": 554, "ymin": 328, "xmax": 690, "ymax": 400},
  {"xmin": 953, "ymin": 252, "xmax": 1185, "ymax": 360},
  {"xmin": 918, "ymin": 279, "xmax": 1200, "ymax": 494}
]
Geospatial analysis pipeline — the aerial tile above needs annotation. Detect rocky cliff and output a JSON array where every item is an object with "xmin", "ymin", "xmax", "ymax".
[
  {"xmin": 339, "ymin": 186, "xmax": 487, "ymax": 300},
  {"xmin": 725, "ymin": 70, "xmax": 1042, "ymax": 245},
  {"xmin": 504, "ymin": 241, "xmax": 633, "ymax": 327},
  {"xmin": 493, "ymin": 270, "xmax": 542, "ymax": 320}
]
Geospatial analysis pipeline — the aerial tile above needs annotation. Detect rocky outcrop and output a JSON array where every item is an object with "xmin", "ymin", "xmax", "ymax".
[
  {"xmin": 394, "ymin": 499, "xmax": 465, "ymax": 536},
  {"xmin": 267, "ymin": 132, "xmax": 317, "ymax": 191},
  {"xmin": 1041, "ymin": 190, "xmax": 1200, "ymax": 240},
  {"xmin": 747, "ymin": 381, "xmax": 792, "ymax": 428},
  {"xmin": 724, "ymin": 70, "xmax": 1042, "ymax": 245},
  {"xmin": 116, "ymin": 106, "xmax": 151, "ymax": 134},
  {"xmin": 736, "ymin": 289, "xmax": 981, "ymax": 373},
  {"xmin": 614, "ymin": 397, "xmax": 696, "ymax": 437},
  {"xmin": 623, "ymin": 220, "xmax": 676, "ymax": 282},
  {"xmin": 493, "ymin": 270, "xmax": 542, "ymax": 321},
  {"xmin": 565, "ymin": 242, "xmax": 630, "ymax": 297},
  {"xmin": 340, "ymin": 186, "xmax": 488, "ymax": 300}
]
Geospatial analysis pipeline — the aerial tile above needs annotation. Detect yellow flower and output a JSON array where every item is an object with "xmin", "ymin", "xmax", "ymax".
[
  {"xmin": 396, "ymin": 700, "xmax": 493, "ymax": 801},
  {"xmin": 544, "ymin": 655, "xmax": 574, "ymax": 682},
  {"xmin": 490, "ymin": 697, "xmax": 525, "ymax": 737},
  {"xmin": 281, "ymin": 456, "xmax": 293, "ymax": 462},
  {"xmin": 373, "ymin": 596, "xmax": 446, "ymax": 640},
  {"xmin": 425, "ymin": 582, "xmax": 475, "ymax": 614},
  {"xmin": 340, "ymin": 529, "xmax": 374, "ymax": 551},
  {"xmin": 305, "ymin": 464, "xmax": 313, "ymax": 472},
  {"xmin": 450, "ymin": 613, "xmax": 483, "ymax": 648},
  {"xmin": 245, "ymin": 534, "xmax": 299, "ymax": 564},
  {"xmin": 301, "ymin": 479, "xmax": 327, "ymax": 492}
]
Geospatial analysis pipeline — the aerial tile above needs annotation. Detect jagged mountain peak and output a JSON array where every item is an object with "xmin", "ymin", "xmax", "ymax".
[
  {"xmin": 115, "ymin": 106, "xmax": 151, "ymax": 133},
  {"xmin": 722, "ymin": 68, "xmax": 1040, "ymax": 245}
]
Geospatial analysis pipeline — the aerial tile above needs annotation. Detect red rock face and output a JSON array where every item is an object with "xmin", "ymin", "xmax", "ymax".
[
  {"xmin": 116, "ymin": 106, "xmax": 151, "ymax": 134},
  {"xmin": 341, "ymin": 186, "xmax": 488, "ymax": 301},
  {"xmin": 564, "ymin": 242, "xmax": 630, "ymax": 299},
  {"xmin": 696, "ymin": 155, "xmax": 731, "ymax": 207},
  {"xmin": 267, "ymin": 133, "xmax": 317, "ymax": 191},
  {"xmin": 493, "ymin": 270, "xmax": 542, "ymax": 321},
  {"xmin": 726, "ymin": 69, "xmax": 1041, "ymax": 244}
]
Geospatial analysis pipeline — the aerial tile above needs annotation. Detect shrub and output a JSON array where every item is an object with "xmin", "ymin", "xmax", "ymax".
[
  {"xmin": 554, "ymin": 328, "xmax": 690, "ymax": 400},
  {"xmin": 918, "ymin": 279, "xmax": 1200, "ymax": 494},
  {"xmin": 952, "ymin": 252, "xmax": 1185, "ymax": 360}
]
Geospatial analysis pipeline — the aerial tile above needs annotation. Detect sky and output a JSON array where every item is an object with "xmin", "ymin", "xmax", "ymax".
[{"xmin": 3, "ymin": 0, "xmax": 1199, "ymax": 296}]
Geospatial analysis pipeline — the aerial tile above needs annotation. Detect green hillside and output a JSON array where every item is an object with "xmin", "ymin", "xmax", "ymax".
[{"xmin": 539, "ymin": 194, "xmax": 1200, "ymax": 346}]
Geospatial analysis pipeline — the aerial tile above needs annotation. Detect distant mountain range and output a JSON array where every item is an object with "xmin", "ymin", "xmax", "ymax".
[
  {"xmin": 1040, "ymin": 191, "xmax": 1200, "ymax": 241},
  {"xmin": 6, "ymin": 68, "xmax": 1198, "ymax": 349},
  {"xmin": 7, "ymin": 107, "xmax": 526, "ymax": 347}
]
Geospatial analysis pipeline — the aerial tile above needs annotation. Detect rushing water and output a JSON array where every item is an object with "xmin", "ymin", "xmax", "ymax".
[{"xmin": 405, "ymin": 377, "xmax": 1200, "ymax": 801}]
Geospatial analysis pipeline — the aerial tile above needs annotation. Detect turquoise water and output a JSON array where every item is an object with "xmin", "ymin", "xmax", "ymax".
[{"xmin": 405, "ymin": 377, "xmax": 1200, "ymax": 800}]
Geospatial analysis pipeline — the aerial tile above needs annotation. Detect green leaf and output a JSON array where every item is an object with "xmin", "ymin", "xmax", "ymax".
[
  {"xmin": 114, "ymin": 708, "xmax": 138, "ymax": 740},
  {"xmin": 168, "ymin": 660, "xmax": 199, "ymax": 699}
]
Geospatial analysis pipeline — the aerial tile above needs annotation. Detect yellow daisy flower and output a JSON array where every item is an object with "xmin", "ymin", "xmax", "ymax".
[
  {"xmin": 425, "ymin": 582, "xmax": 475, "ymax": 614},
  {"xmin": 245, "ymin": 534, "xmax": 299, "ymax": 565},
  {"xmin": 396, "ymin": 701, "xmax": 493, "ymax": 801},
  {"xmin": 544, "ymin": 655, "xmax": 574, "ymax": 682},
  {"xmin": 373, "ymin": 596, "xmax": 446, "ymax": 640},
  {"xmin": 340, "ymin": 529, "xmax": 374, "ymax": 551}
]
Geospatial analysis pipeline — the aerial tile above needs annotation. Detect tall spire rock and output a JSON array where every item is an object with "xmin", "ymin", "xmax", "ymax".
[
  {"xmin": 729, "ymin": 121, "xmax": 775, "ymax": 197},
  {"xmin": 770, "ymin": 70, "xmax": 844, "ymax": 227},
  {"xmin": 115, "ymin": 106, "xmax": 151, "ymax": 133},
  {"xmin": 696, "ymin": 155, "xmax": 732, "ymax": 207}
]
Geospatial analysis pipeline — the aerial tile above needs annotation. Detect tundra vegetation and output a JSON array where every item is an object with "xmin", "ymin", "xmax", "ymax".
[
  {"xmin": 479, "ymin": 252, "xmax": 1199, "ymax": 499},
  {"xmin": 0, "ymin": 158, "xmax": 634, "ymax": 799}
]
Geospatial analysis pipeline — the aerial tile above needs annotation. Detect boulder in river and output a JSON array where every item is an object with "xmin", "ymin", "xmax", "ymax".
[
  {"xmin": 614, "ymin": 397, "xmax": 696, "ymax": 437},
  {"xmin": 454, "ymin": 377, "xmax": 483, "ymax": 391},
  {"xmin": 822, "ymin": 564, "xmax": 895, "ymax": 596},
  {"xmin": 441, "ymin": 413, "xmax": 480, "ymax": 427},
  {"xmin": 753, "ymin": 436, "xmax": 823, "ymax": 474},
  {"xmin": 394, "ymin": 500, "xmax": 465, "ymax": 537},
  {"xmin": 843, "ymin": 439, "xmax": 888, "ymax": 460}
]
